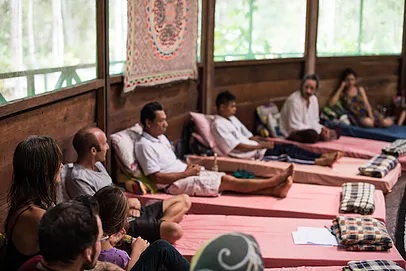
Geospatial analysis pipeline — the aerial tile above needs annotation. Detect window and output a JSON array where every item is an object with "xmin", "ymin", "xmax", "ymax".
[
  {"xmin": 214, "ymin": 0, "xmax": 306, "ymax": 62},
  {"xmin": 109, "ymin": 0, "xmax": 127, "ymax": 75},
  {"xmin": 0, "ymin": 0, "xmax": 97, "ymax": 104},
  {"xmin": 317, "ymin": 0, "xmax": 404, "ymax": 56}
]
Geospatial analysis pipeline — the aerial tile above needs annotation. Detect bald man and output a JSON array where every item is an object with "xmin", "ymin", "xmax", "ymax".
[{"xmin": 60, "ymin": 127, "xmax": 190, "ymax": 244}]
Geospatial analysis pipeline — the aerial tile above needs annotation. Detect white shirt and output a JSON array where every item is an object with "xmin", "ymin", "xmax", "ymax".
[
  {"xmin": 279, "ymin": 90, "xmax": 323, "ymax": 137},
  {"xmin": 212, "ymin": 115, "xmax": 265, "ymax": 159},
  {"xmin": 135, "ymin": 132, "xmax": 187, "ymax": 189}
]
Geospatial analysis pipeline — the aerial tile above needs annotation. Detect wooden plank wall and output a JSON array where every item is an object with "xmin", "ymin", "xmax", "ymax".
[
  {"xmin": 317, "ymin": 56, "xmax": 401, "ymax": 109},
  {"xmin": 0, "ymin": 91, "xmax": 97, "ymax": 230},
  {"xmin": 109, "ymin": 79, "xmax": 198, "ymax": 142},
  {"xmin": 213, "ymin": 59, "xmax": 304, "ymax": 131}
]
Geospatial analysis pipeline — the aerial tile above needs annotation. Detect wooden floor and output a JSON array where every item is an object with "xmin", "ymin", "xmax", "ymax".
[{"xmin": 385, "ymin": 172, "xmax": 406, "ymax": 245}]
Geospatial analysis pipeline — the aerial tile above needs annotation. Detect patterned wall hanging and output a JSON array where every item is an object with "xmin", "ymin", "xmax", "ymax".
[{"xmin": 124, "ymin": 0, "xmax": 198, "ymax": 92}]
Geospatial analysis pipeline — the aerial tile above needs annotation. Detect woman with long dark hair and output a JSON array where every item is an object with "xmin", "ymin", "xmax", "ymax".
[{"xmin": 4, "ymin": 136, "xmax": 63, "ymax": 270}]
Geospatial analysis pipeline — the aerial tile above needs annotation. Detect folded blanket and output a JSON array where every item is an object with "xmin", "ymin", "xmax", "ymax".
[
  {"xmin": 331, "ymin": 216, "xmax": 393, "ymax": 251},
  {"xmin": 343, "ymin": 260, "xmax": 404, "ymax": 271},
  {"xmin": 382, "ymin": 139, "xmax": 406, "ymax": 158},
  {"xmin": 340, "ymin": 182, "xmax": 375, "ymax": 215},
  {"xmin": 358, "ymin": 154, "xmax": 398, "ymax": 178}
]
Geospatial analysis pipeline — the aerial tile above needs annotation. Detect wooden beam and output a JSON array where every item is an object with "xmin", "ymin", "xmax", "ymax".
[
  {"xmin": 201, "ymin": 0, "xmax": 215, "ymax": 114},
  {"xmin": 304, "ymin": 0, "xmax": 319, "ymax": 74},
  {"xmin": 96, "ymin": 0, "xmax": 111, "ymax": 171},
  {"xmin": 399, "ymin": 0, "xmax": 406, "ymax": 99}
]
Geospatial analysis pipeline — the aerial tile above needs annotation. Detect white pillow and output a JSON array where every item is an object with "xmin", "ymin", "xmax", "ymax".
[{"xmin": 110, "ymin": 124, "xmax": 143, "ymax": 177}]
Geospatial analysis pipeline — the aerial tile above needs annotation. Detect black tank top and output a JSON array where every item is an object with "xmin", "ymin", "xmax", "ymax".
[{"xmin": 6, "ymin": 206, "xmax": 40, "ymax": 271}]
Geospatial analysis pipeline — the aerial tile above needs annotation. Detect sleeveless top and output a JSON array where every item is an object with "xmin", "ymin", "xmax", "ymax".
[
  {"xmin": 6, "ymin": 206, "xmax": 40, "ymax": 271},
  {"xmin": 341, "ymin": 88, "xmax": 381, "ymax": 126}
]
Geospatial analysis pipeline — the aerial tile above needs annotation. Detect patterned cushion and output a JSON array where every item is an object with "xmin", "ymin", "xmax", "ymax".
[
  {"xmin": 359, "ymin": 154, "xmax": 398, "ymax": 178},
  {"xmin": 346, "ymin": 260, "xmax": 404, "ymax": 271},
  {"xmin": 331, "ymin": 216, "xmax": 393, "ymax": 251},
  {"xmin": 189, "ymin": 112, "xmax": 225, "ymax": 156},
  {"xmin": 340, "ymin": 182, "xmax": 375, "ymax": 215},
  {"xmin": 382, "ymin": 139, "xmax": 406, "ymax": 158}
]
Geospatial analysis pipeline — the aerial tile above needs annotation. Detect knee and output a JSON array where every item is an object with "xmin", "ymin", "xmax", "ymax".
[
  {"xmin": 180, "ymin": 194, "xmax": 192, "ymax": 212},
  {"xmin": 160, "ymin": 222, "xmax": 183, "ymax": 244},
  {"xmin": 360, "ymin": 117, "xmax": 374, "ymax": 127},
  {"xmin": 382, "ymin": 118, "xmax": 394, "ymax": 128}
]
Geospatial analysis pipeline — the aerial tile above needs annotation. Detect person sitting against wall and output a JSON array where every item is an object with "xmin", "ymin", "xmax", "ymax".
[
  {"xmin": 61, "ymin": 126, "xmax": 191, "ymax": 244},
  {"xmin": 3, "ymin": 136, "xmax": 64, "ymax": 271},
  {"xmin": 212, "ymin": 91, "xmax": 341, "ymax": 167},
  {"xmin": 279, "ymin": 73, "xmax": 339, "ymax": 143},
  {"xmin": 135, "ymin": 102, "xmax": 294, "ymax": 199},
  {"xmin": 328, "ymin": 68, "xmax": 394, "ymax": 128}
]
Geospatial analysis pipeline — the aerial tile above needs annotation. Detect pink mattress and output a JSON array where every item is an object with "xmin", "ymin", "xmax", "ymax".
[
  {"xmin": 176, "ymin": 215, "xmax": 405, "ymax": 268},
  {"xmin": 187, "ymin": 155, "xmax": 401, "ymax": 194},
  {"xmin": 269, "ymin": 136, "xmax": 406, "ymax": 171},
  {"xmin": 266, "ymin": 267, "xmax": 342, "ymax": 271},
  {"xmin": 127, "ymin": 183, "xmax": 386, "ymax": 221}
]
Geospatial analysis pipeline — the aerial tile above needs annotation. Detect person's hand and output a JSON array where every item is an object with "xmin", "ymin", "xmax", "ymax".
[
  {"xmin": 321, "ymin": 127, "xmax": 331, "ymax": 140},
  {"xmin": 340, "ymin": 81, "xmax": 346, "ymax": 89},
  {"xmin": 260, "ymin": 141, "xmax": 274, "ymax": 149},
  {"xmin": 185, "ymin": 164, "xmax": 201, "ymax": 177},
  {"xmin": 128, "ymin": 198, "xmax": 141, "ymax": 217},
  {"xmin": 131, "ymin": 236, "xmax": 149, "ymax": 255}
]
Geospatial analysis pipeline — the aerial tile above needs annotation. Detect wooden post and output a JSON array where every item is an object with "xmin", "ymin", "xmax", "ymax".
[
  {"xmin": 201, "ymin": 0, "xmax": 215, "ymax": 114},
  {"xmin": 399, "ymin": 0, "xmax": 406, "ymax": 100},
  {"xmin": 304, "ymin": 0, "xmax": 319, "ymax": 75},
  {"xmin": 96, "ymin": 0, "xmax": 111, "ymax": 171}
]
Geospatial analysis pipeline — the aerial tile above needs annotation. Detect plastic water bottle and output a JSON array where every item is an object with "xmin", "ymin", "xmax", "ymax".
[{"xmin": 211, "ymin": 153, "xmax": 219, "ymax": 172}]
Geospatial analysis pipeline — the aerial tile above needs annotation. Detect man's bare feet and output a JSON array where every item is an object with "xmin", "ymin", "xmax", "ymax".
[
  {"xmin": 315, "ymin": 152, "xmax": 339, "ymax": 167},
  {"xmin": 273, "ymin": 164, "xmax": 294, "ymax": 186},
  {"xmin": 271, "ymin": 176, "xmax": 293, "ymax": 198}
]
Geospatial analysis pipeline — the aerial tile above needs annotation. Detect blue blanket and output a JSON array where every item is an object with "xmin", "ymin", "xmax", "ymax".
[{"xmin": 338, "ymin": 124, "xmax": 406, "ymax": 142}]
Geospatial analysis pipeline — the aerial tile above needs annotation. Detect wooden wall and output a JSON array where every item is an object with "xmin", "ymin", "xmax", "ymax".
[
  {"xmin": 213, "ymin": 59, "xmax": 304, "ymax": 131},
  {"xmin": 316, "ymin": 56, "xmax": 401, "ymax": 109},
  {"xmin": 109, "ymin": 79, "xmax": 198, "ymax": 141},
  {"xmin": 0, "ymin": 91, "xmax": 98, "ymax": 230},
  {"xmin": 0, "ymin": 79, "xmax": 198, "ymax": 230},
  {"xmin": 210, "ymin": 56, "xmax": 401, "ymax": 131}
]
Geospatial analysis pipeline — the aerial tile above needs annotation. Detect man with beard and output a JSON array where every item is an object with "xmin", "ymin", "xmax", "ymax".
[
  {"xmin": 279, "ymin": 74, "xmax": 339, "ymax": 143},
  {"xmin": 19, "ymin": 196, "xmax": 123, "ymax": 271}
]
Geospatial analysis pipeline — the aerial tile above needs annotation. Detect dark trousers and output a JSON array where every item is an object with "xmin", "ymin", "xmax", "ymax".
[
  {"xmin": 264, "ymin": 143, "xmax": 321, "ymax": 161},
  {"xmin": 131, "ymin": 240, "xmax": 190, "ymax": 271},
  {"xmin": 287, "ymin": 129, "xmax": 319, "ymax": 143}
]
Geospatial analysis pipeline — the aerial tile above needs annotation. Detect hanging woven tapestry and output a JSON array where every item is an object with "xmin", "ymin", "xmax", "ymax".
[{"xmin": 124, "ymin": 0, "xmax": 198, "ymax": 92}]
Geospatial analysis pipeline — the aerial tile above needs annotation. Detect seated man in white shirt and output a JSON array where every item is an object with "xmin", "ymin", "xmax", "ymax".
[
  {"xmin": 279, "ymin": 73, "xmax": 339, "ymax": 143},
  {"xmin": 212, "ymin": 91, "xmax": 341, "ymax": 167},
  {"xmin": 135, "ymin": 102, "xmax": 293, "ymax": 198}
]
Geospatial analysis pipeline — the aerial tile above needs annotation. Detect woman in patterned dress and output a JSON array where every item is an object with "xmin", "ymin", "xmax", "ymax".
[{"xmin": 329, "ymin": 68, "xmax": 393, "ymax": 128}]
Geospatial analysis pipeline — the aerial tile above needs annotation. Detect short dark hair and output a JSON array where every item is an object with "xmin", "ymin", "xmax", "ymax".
[
  {"xmin": 300, "ymin": 73, "xmax": 320, "ymax": 90},
  {"xmin": 94, "ymin": 186, "xmax": 129, "ymax": 236},
  {"xmin": 38, "ymin": 195, "xmax": 100, "ymax": 264},
  {"xmin": 140, "ymin": 102, "xmax": 163, "ymax": 126},
  {"xmin": 72, "ymin": 127, "xmax": 101, "ymax": 157},
  {"xmin": 5, "ymin": 136, "xmax": 62, "ymax": 233},
  {"xmin": 215, "ymin": 91, "xmax": 236, "ymax": 109},
  {"xmin": 340, "ymin": 68, "xmax": 357, "ymax": 82}
]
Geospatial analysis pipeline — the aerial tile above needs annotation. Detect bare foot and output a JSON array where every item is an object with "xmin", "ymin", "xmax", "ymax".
[
  {"xmin": 272, "ymin": 164, "xmax": 294, "ymax": 186},
  {"xmin": 315, "ymin": 152, "xmax": 339, "ymax": 167},
  {"xmin": 271, "ymin": 176, "xmax": 293, "ymax": 198}
]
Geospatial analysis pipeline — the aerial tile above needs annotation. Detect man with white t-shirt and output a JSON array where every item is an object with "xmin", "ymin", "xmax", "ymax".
[
  {"xmin": 135, "ymin": 102, "xmax": 294, "ymax": 198},
  {"xmin": 212, "ymin": 91, "xmax": 340, "ymax": 166}
]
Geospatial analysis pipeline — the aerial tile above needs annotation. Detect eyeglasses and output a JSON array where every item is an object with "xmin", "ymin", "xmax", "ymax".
[{"xmin": 100, "ymin": 234, "xmax": 109, "ymax": 242}]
